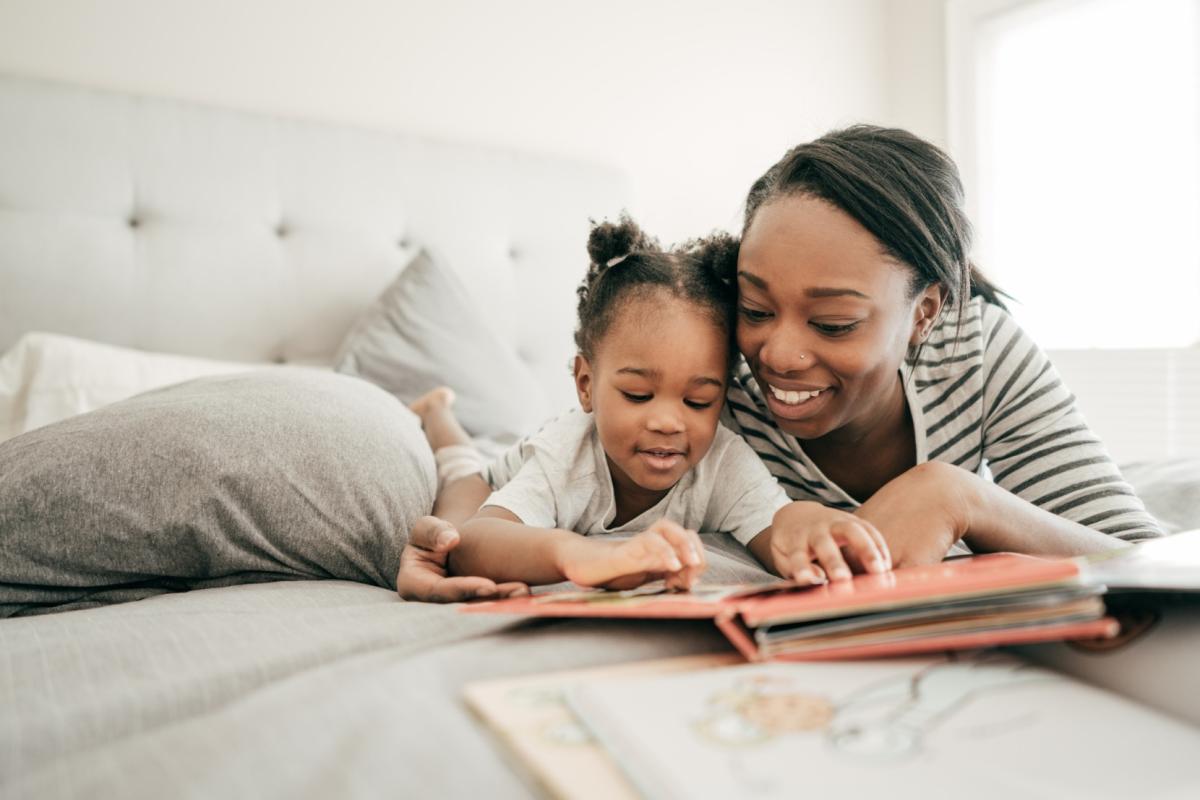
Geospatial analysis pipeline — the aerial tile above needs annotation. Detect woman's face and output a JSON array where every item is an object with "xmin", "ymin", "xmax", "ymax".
[{"xmin": 736, "ymin": 193, "xmax": 940, "ymax": 442}]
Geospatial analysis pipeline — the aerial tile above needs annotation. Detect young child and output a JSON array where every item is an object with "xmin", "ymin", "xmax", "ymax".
[{"xmin": 403, "ymin": 217, "xmax": 891, "ymax": 598}]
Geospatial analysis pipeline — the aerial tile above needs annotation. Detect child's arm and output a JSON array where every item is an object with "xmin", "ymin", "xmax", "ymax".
[
  {"xmin": 431, "ymin": 474, "xmax": 492, "ymax": 527},
  {"xmin": 450, "ymin": 507, "xmax": 706, "ymax": 591},
  {"xmin": 747, "ymin": 501, "xmax": 891, "ymax": 584}
]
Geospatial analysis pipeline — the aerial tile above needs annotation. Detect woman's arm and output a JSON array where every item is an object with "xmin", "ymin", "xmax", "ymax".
[
  {"xmin": 975, "ymin": 304, "xmax": 1161, "ymax": 542},
  {"xmin": 855, "ymin": 461, "xmax": 1131, "ymax": 566}
]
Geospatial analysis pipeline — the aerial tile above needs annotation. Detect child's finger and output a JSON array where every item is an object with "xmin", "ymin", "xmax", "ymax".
[
  {"xmin": 811, "ymin": 532, "xmax": 853, "ymax": 581},
  {"xmin": 494, "ymin": 581, "xmax": 531, "ymax": 598},
  {"xmin": 409, "ymin": 515, "xmax": 460, "ymax": 552},
  {"xmin": 664, "ymin": 570, "xmax": 692, "ymax": 592},
  {"xmin": 622, "ymin": 532, "xmax": 683, "ymax": 574},
  {"xmin": 675, "ymin": 530, "xmax": 707, "ymax": 590},
  {"xmin": 653, "ymin": 523, "xmax": 707, "ymax": 590},
  {"xmin": 400, "ymin": 575, "xmax": 498, "ymax": 603},
  {"xmin": 646, "ymin": 532, "xmax": 685, "ymax": 573},
  {"xmin": 652, "ymin": 519, "xmax": 704, "ymax": 569}
]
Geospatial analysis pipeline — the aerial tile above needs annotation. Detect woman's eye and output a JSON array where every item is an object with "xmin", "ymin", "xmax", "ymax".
[
  {"xmin": 684, "ymin": 400, "xmax": 714, "ymax": 410},
  {"xmin": 738, "ymin": 306, "xmax": 772, "ymax": 323},
  {"xmin": 811, "ymin": 321, "xmax": 860, "ymax": 336},
  {"xmin": 621, "ymin": 392, "xmax": 651, "ymax": 403}
]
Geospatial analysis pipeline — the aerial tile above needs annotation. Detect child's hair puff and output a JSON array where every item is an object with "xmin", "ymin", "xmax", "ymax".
[{"xmin": 575, "ymin": 214, "xmax": 738, "ymax": 367}]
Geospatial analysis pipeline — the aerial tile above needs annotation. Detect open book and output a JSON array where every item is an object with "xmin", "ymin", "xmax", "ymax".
[
  {"xmin": 464, "ymin": 651, "xmax": 1200, "ymax": 800},
  {"xmin": 463, "ymin": 551, "xmax": 1121, "ymax": 660},
  {"xmin": 563, "ymin": 653, "xmax": 1200, "ymax": 800}
]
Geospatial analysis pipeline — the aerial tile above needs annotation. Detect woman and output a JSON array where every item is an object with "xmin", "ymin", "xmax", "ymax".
[{"xmin": 398, "ymin": 125, "xmax": 1161, "ymax": 602}]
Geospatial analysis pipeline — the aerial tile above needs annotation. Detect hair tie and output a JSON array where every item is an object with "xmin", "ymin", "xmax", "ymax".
[{"xmin": 605, "ymin": 254, "xmax": 629, "ymax": 268}]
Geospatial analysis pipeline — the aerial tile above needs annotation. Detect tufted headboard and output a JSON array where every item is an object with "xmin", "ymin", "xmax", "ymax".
[{"xmin": 0, "ymin": 75, "xmax": 627, "ymax": 410}]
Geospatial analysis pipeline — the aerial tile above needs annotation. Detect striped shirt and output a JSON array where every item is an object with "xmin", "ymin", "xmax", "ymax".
[{"xmin": 722, "ymin": 297, "xmax": 1163, "ymax": 542}]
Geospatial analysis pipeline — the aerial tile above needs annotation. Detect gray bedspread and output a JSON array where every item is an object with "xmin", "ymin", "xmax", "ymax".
[{"xmin": 0, "ymin": 540, "xmax": 770, "ymax": 799}]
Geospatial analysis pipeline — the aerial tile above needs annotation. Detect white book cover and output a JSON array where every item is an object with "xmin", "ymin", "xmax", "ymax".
[{"xmin": 567, "ymin": 652, "xmax": 1200, "ymax": 800}]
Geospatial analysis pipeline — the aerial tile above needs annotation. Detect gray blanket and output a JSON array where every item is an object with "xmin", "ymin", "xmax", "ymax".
[{"xmin": 0, "ymin": 552, "xmax": 771, "ymax": 798}]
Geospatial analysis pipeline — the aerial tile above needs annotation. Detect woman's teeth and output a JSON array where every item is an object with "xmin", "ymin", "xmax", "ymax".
[{"xmin": 769, "ymin": 385, "xmax": 821, "ymax": 405}]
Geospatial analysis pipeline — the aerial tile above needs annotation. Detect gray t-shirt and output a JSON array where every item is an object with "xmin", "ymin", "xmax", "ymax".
[{"xmin": 483, "ymin": 408, "xmax": 790, "ymax": 544}]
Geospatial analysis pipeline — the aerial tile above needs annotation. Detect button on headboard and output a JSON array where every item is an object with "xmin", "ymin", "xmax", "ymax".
[{"xmin": 0, "ymin": 75, "xmax": 627, "ymax": 409}]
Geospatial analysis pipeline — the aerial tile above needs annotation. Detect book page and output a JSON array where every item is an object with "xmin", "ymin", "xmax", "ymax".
[
  {"xmin": 463, "ymin": 653, "xmax": 741, "ymax": 800},
  {"xmin": 568, "ymin": 652, "xmax": 1200, "ymax": 800}
]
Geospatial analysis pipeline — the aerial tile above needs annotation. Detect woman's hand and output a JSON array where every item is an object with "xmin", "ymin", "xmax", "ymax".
[
  {"xmin": 854, "ymin": 462, "xmax": 973, "ymax": 567},
  {"xmin": 396, "ymin": 516, "xmax": 530, "ymax": 603},
  {"xmin": 858, "ymin": 461, "xmax": 1130, "ymax": 560},
  {"xmin": 556, "ymin": 519, "xmax": 707, "ymax": 591},
  {"xmin": 754, "ymin": 501, "xmax": 891, "ymax": 583}
]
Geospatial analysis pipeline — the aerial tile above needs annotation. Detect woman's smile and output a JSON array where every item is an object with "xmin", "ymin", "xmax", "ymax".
[{"xmin": 762, "ymin": 381, "xmax": 834, "ymax": 420}]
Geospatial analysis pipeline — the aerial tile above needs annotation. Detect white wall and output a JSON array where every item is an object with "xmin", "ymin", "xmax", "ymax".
[
  {"xmin": 0, "ymin": 0, "xmax": 893, "ymax": 243},
  {"xmin": 6, "ymin": 0, "xmax": 1190, "ymax": 463},
  {"xmin": 884, "ymin": 0, "xmax": 950, "ymax": 145}
]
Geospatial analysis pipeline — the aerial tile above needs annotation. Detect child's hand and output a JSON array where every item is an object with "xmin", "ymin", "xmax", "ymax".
[
  {"xmin": 558, "ymin": 519, "xmax": 707, "ymax": 591},
  {"xmin": 767, "ymin": 501, "xmax": 891, "ymax": 584},
  {"xmin": 397, "ymin": 516, "xmax": 531, "ymax": 603}
]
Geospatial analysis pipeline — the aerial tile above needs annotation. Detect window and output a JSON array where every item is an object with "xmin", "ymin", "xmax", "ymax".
[{"xmin": 950, "ymin": 0, "xmax": 1199, "ymax": 348}]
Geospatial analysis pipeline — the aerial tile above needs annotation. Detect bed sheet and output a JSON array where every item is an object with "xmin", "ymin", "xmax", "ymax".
[{"xmin": 0, "ymin": 538, "xmax": 769, "ymax": 798}]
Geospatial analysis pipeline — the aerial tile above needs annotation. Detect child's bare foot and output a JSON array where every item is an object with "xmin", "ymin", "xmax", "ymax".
[
  {"xmin": 410, "ymin": 386, "xmax": 474, "ymax": 451},
  {"xmin": 410, "ymin": 386, "xmax": 456, "ymax": 421}
]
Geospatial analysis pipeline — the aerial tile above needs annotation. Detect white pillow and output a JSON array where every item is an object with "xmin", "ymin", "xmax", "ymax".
[{"xmin": 0, "ymin": 332, "xmax": 270, "ymax": 442}]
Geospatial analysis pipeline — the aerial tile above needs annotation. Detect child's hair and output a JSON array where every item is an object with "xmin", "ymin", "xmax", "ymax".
[
  {"xmin": 701, "ymin": 125, "xmax": 1006, "ymax": 321},
  {"xmin": 575, "ymin": 214, "xmax": 739, "ymax": 367}
]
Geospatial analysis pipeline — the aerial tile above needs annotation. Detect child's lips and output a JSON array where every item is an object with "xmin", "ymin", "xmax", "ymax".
[{"xmin": 638, "ymin": 448, "xmax": 685, "ymax": 471}]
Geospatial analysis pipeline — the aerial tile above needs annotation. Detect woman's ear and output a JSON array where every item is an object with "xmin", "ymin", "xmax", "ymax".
[
  {"xmin": 573, "ymin": 355, "xmax": 594, "ymax": 412},
  {"xmin": 909, "ymin": 283, "xmax": 948, "ymax": 346}
]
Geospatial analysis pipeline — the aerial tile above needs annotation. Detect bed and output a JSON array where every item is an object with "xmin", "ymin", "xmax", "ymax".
[{"xmin": 1, "ymin": 75, "xmax": 1197, "ymax": 798}]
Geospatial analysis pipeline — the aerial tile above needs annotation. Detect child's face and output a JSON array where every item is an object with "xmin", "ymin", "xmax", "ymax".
[{"xmin": 574, "ymin": 292, "xmax": 728, "ymax": 497}]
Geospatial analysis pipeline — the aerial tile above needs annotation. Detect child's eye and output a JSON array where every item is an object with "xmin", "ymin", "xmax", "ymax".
[
  {"xmin": 620, "ymin": 392, "xmax": 651, "ymax": 403},
  {"xmin": 738, "ymin": 306, "xmax": 772, "ymax": 323},
  {"xmin": 811, "ymin": 321, "xmax": 860, "ymax": 336},
  {"xmin": 684, "ymin": 400, "xmax": 714, "ymax": 410}
]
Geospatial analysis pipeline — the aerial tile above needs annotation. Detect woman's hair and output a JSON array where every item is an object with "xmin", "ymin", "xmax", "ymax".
[
  {"xmin": 576, "ymin": 214, "xmax": 738, "ymax": 365},
  {"xmin": 709, "ymin": 125, "xmax": 1004, "ymax": 319}
]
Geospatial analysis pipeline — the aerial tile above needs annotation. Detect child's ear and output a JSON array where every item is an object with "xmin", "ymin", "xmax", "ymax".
[
  {"xmin": 573, "ymin": 355, "xmax": 594, "ymax": 412},
  {"xmin": 909, "ymin": 283, "xmax": 948, "ymax": 346}
]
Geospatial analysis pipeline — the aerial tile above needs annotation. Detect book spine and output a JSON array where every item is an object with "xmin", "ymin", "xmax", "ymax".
[
  {"xmin": 765, "ymin": 616, "xmax": 1120, "ymax": 662},
  {"xmin": 713, "ymin": 610, "xmax": 760, "ymax": 662}
]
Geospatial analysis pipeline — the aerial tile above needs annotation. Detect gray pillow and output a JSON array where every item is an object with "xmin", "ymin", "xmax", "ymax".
[
  {"xmin": 334, "ymin": 250, "xmax": 549, "ymax": 439},
  {"xmin": 1119, "ymin": 458, "xmax": 1200, "ymax": 534},
  {"xmin": 0, "ymin": 369, "xmax": 435, "ymax": 617}
]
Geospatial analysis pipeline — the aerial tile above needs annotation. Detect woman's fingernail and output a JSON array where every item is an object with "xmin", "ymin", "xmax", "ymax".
[
  {"xmin": 668, "ymin": 557, "xmax": 683, "ymax": 571},
  {"xmin": 687, "ymin": 546, "xmax": 701, "ymax": 565},
  {"xmin": 436, "ymin": 530, "xmax": 456, "ymax": 548}
]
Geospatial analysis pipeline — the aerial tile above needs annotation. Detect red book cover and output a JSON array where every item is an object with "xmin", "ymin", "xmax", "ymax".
[{"xmin": 462, "ymin": 552, "xmax": 1119, "ymax": 660}]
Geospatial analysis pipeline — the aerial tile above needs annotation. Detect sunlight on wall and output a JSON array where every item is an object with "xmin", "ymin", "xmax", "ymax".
[{"xmin": 976, "ymin": 0, "xmax": 1199, "ymax": 349}]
